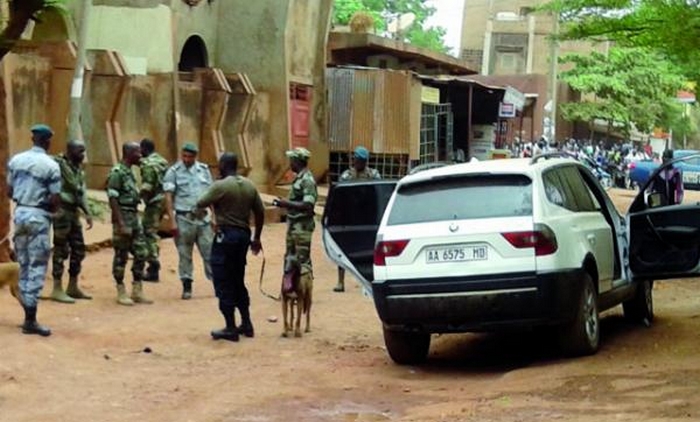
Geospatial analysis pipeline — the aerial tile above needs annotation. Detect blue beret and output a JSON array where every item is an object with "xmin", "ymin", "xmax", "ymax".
[
  {"xmin": 30, "ymin": 124, "xmax": 53, "ymax": 137},
  {"xmin": 354, "ymin": 146, "xmax": 369, "ymax": 160}
]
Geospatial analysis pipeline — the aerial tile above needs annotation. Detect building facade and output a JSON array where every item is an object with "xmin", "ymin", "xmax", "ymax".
[
  {"xmin": 460, "ymin": 0, "xmax": 608, "ymax": 76},
  {"xmin": 23, "ymin": 0, "xmax": 333, "ymax": 188}
]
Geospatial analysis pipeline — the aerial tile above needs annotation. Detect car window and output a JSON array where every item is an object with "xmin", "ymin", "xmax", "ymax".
[
  {"xmin": 543, "ymin": 169, "xmax": 567, "ymax": 207},
  {"xmin": 543, "ymin": 168, "xmax": 578, "ymax": 211},
  {"xmin": 387, "ymin": 174, "xmax": 532, "ymax": 225},
  {"xmin": 560, "ymin": 166, "xmax": 597, "ymax": 212}
]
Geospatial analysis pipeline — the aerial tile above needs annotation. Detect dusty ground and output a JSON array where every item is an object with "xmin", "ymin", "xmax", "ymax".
[{"xmin": 1, "ymin": 188, "xmax": 700, "ymax": 422}]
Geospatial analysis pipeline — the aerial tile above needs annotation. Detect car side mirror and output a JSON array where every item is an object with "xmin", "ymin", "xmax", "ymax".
[{"xmin": 645, "ymin": 191, "xmax": 663, "ymax": 208}]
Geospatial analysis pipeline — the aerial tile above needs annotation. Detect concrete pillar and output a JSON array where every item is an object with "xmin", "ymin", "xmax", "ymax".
[
  {"xmin": 481, "ymin": 19, "xmax": 493, "ymax": 75},
  {"xmin": 526, "ymin": 15, "xmax": 535, "ymax": 74}
]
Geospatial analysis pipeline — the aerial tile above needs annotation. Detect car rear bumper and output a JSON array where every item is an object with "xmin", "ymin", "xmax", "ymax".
[{"xmin": 372, "ymin": 269, "xmax": 586, "ymax": 333}]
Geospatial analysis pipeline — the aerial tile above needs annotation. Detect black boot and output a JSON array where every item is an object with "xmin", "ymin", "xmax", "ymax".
[
  {"xmin": 211, "ymin": 305, "xmax": 239, "ymax": 342},
  {"xmin": 181, "ymin": 279, "xmax": 192, "ymax": 300},
  {"xmin": 22, "ymin": 306, "xmax": 51, "ymax": 337},
  {"xmin": 143, "ymin": 261, "xmax": 160, "ymax": 282},
  {"xmin": 237, "ymin": 306, "xmax": 255, "ymax": 338}
]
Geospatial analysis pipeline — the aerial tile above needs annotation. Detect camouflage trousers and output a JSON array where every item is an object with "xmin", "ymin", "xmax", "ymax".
[
  {"xmin": 13, "ymin": 208, "xmax": 51, "ymax": 307},
  {"xmin": 285, "ymin": 218, "xmax": 315, "ymax": 274},
  {"xmin": 52, "ymin": 206, "xmax": 85, "ymax": 280},
  {"xmin": 174, "ymin": 215, "xmax": 213, "ymax": 282},
  {"xmin": 112, "ymin": 209, "xmax": 147, "ymax": 283},
  {"xmin": 142, "ymin": 200, "xmax": 163, "ymax": 264}
]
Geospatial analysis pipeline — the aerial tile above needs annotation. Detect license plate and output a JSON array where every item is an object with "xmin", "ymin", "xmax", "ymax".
[{"xmin": 426, "ymin": 245, "xmax": 488, "ymax": 263}]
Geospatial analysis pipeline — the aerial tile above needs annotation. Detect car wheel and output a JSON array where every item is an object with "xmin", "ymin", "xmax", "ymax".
[
  {"xmin": 382, "ymin": 326, "xmax": 430, "ymax": 365},
  {"xmin": 560, "ymin": 273, "xmax": 600, "ymax": 356},
  {"xmin": 623, "ymin": 279, "xmax": 654, "ymax": 326}
]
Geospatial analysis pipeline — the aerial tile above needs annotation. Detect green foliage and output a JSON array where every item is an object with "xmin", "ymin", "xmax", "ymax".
[
  {"xmin": 559, "ymin": 47, "xmax": 684, "ymax": 134},
  {"xmin": 332, "ymin": 0, "xmax": 450, "ymax": 53},
  {"xmin": 543, "ymin": 0, "xmax": 700, "ymax": 83}
]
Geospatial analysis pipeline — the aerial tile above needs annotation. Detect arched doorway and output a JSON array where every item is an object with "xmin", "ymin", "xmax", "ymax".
[{"xmin": 178, "ymin": 35, "xmax": 208, "ymax": 72}]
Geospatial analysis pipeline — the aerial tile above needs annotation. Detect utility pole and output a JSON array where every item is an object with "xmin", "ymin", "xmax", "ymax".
[
  {"xmin": 546, "ymin": 11, "xmax": 559, "ymax": 143},
  {"xmin": 68, "ymin": 0, "xmax": 92, "ymax": 140}
]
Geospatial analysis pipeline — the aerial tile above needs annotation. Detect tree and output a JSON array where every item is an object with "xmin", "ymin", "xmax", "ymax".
[
  {"xmin": 0, "ymin": 0, "xmax": 67, "ymax": 61},
  {"xmin": 559, "ymin": 47, "xmax": 685, "ymax": 137},
  {"xmin": 332, "ymin": 0, "xmax": 450, "ymax": 53},
  {"xmin": 543, "ymin": 0, "xmax": 700, "ymax": 83}
]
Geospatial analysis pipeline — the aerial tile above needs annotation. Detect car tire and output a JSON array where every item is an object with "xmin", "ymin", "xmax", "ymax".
[
  {"xmin": 382, "ymin": 326, "xmax": 430, "ymax": 365},
  {"xmin": 623, "ymin": 279, "xmax": 654, "ymax": 326},
  {"xmin": 560, "ymin": 273, "xmax": 599, "ymax": 356}
]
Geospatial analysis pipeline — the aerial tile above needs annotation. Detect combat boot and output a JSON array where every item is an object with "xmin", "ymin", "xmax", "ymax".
[
  {"xmin": 131, "ymin": 281, "xmax": 154, "ymax": 304},
  {"xmin": 116, "ymin": 283, "xmax": 134, "ymax": 306},
  {"xmin": 66, "ymin": 276, "xmax": 92, "ymax": 300},
  {"xmin": 181, "ymin": 279, "xmax": 193, "ymax": 300},
  {"xmin": 50, "ymin": 278, "xmax": 76, "ymax": 304},
  {"xmin": 143, "ymin": 261, "xmax": 160, "ymax": 282},
  {"xmin": 211, "ymin": 310, "xmax": 239, "ymax": 342},
  {"xmin": 237, "ymin": 306, "xmax": 255, "ymax": 338},
  {"xmin": 21, "ymin": 306, "xmax": 51, "ymax": 337}
]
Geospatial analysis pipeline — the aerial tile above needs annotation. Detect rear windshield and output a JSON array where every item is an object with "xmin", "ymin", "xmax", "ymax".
[{"xmin": 387, "ymin": 174, "xmax": 532, "ymax": 225}]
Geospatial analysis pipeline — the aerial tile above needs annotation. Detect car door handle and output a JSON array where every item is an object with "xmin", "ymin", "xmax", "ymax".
[{"xmin": 586, "ymin": 234, "xmax": 596, "ymax": 245}]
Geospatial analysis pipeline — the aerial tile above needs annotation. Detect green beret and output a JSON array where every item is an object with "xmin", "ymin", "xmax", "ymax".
[
  {"xmin": 285, "ymin": 147, "xmax": 311, "ymax": 160},
  {"xmin": 182, "ymin": 142, "xmax": 198, "ymax": 153},
  {"xmin": 30, "ymin": 124, "xmax": 54, "ymax": 138}
]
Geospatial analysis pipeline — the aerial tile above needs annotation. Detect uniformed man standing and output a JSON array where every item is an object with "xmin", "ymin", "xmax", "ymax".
[
  {"xmin": 274, "ymin": 147, "xmax": 318, "ymax": 278},
  {"xmin": 107, "ymin": 142, "xmax": 152, "ymax": 306},
  {"xmin": 334, "ymin": 146, "xmax": 381, "ymax": 292},
  {"xmin": 51, "ymin": 139, "xmax": 93, "ymax": 303},
  {"xmin": 163, "ymin": 142, "xmax": 214, "ymax": 300},
  {"xmin": 139, "ymin": 138, "xmax": 169, "ymax": 282},
  {"xmin": 7, "ymin": 124, "xmax": 61, "ymax": 336},
  {"xmin": 196, "ymin": 152, "xmax": 264, "ymax": 342}
]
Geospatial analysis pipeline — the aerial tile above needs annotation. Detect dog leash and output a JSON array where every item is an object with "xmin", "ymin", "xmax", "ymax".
[{"xmin": 257, "ymin": 249, "xmax": 280, "ymax": 302}]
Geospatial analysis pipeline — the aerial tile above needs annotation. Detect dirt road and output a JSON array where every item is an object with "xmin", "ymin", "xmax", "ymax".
[{"xmin": 1, "ymin": 189, "xmax": 699, "ymax": 422}]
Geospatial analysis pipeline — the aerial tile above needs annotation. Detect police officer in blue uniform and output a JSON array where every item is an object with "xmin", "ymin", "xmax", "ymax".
[{"xmin": 7, "ymin": 124, "xmax": 61, "ymax": 336}]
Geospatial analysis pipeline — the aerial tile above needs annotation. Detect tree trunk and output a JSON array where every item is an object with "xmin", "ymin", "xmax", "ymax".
[
  {"xmin": 0, "ymin": 0, "xmax": 46, "ymax": 61},
  {"xmin": 0, "ymin": 0, "xmax": 47, "ymax": 260},
  {"xmin": 0, "ymin": 59, "xmax": 9, "ymax": 262}
]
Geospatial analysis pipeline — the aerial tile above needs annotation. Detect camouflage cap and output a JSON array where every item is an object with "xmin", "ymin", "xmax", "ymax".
[
  {"xmin": 30, "ymin": 124, "xmax": 53, "ymax": 138},
  {"xmin": 182, "ymin": 142, "xmax": 199, "ymax": 153},
  {"xmin": 285, "ymin": 147, "xmax": 311, "ymax": 161}
]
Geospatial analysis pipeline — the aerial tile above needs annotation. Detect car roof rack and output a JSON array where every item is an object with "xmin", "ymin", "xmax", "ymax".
[{"xmin": 530, "ymin": 151, "xmax": 577, "ymax": 165}]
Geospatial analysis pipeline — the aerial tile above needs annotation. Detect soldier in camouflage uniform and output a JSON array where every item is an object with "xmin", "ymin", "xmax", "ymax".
[
  {"xmin": 139, "ymin": 138, "xmax": 169, "ymax": 282},
  {"xmin": 8, "ymin": 124, "xmax": 61, "ymax": 336},
  {"xmin": 51, "ymin": 140, "xmax": 94, "ymax": 303},
  {"xmin": 106, "ymin": 142, "xmax": 152, "ymax": 306},
  {"xmin": 274, "ymin": 147, "xmax": 318, "ymax": 277},
  {"xmin": 335, "ymin": 146, "xmax": 381, "ymax": 292}
]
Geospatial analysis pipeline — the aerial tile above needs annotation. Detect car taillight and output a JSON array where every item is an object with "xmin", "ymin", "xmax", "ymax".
[
  {"xmin": 628, "ymin": 162, "xmax": 636, "ymax": 170},
  {"xmin": 374, "ymin": 239, "xmax": 410, "ymax": 266},
  {"xmin": 501, "ymin": 224, "xmax": 558, "ymax": 256}
]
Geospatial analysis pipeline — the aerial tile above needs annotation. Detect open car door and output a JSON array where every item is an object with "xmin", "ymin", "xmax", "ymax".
[
  {"xmin": 322, "ymin": 180, "xmax": 397, "ymax": 293},
  {"xmin": 628, "ymin": 154, "xmax": 700, "ymax": 280}
]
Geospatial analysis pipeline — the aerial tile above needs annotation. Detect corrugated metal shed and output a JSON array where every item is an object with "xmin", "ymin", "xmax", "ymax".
[{"xmin": 327, "ymin": 67, "xmax": 419, "ymax": 155}]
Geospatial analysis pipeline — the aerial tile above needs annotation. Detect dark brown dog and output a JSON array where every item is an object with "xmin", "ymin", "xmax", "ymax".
[{"xmin": 281, "ymin": 254, "xmax": 313, "ymax": 338}]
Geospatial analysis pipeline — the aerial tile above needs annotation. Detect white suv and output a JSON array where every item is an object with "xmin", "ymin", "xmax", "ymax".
[{"xmin": 323, "ymin": 154, "xmax": 700, "ymax": 364}]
